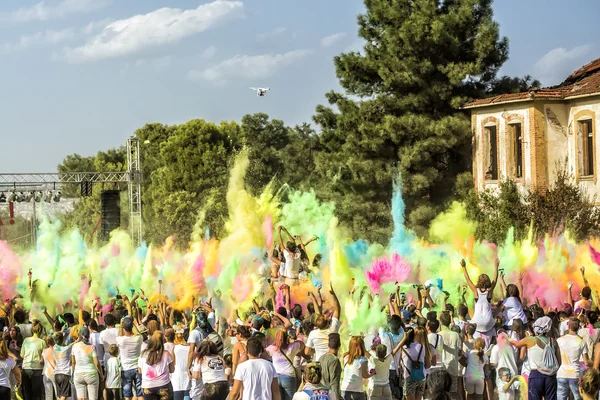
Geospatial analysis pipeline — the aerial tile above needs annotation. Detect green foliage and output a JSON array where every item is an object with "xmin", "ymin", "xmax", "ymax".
[
  {"xmin": 527, "ymin": 167, "xmax": 600, "ymax": 242},
  {"xmin": 311, "ymin": 0, "xmax": 509, "ymax": 243},
  {"xmin": 460, "ymin": 165, "xmax": 600, "ymax": 244}
]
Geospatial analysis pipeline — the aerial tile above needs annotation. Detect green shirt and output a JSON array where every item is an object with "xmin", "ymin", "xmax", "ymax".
[{"xmin": 21, "ymin": 336, "xmax": 46, "ymax": 370}]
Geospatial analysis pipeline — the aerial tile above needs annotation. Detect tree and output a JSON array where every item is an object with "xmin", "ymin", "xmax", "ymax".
[
  {"xmin": 313, "ymin": 0, "xmax": 509, "ymax": 242},
  {"xmin": 142, "ymin": 119, "xmax": 236, "ymax": 245},
  {"xmin": 487, "ymin": 74, "xmax": 541, "ymax": 96},
  {"xmin": 57, "ymin": 148, "xmax": 128, "ymax": 242}
]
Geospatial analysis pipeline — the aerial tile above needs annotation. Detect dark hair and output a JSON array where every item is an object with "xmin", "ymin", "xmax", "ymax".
[
  {"xmin": 313, "ymin": 254, "xmax": 322, "ymax": 267},
  {"xmin": 285, "ymin": 241, "xmax": 297, "ymax": 253},
  {"xmin": 88, "ymin": 319, "xmax": 98, "ymax": 331},
  {"xmin": 426, "ymin": 311, "xmax": 437, "ymax": 322},
  {"xmin": 196, "ymin": 340, "xmax": 218, "ymax": 360},
  {"xmin": 427, "ymin": 319, "xmax": 440, "ymax": 333},
  {"xmin": 236, "ymin": 326, "xmax": 251, "ymax": 339},
  {"xmin": 79, "ymin": 327, "xmax": 91, "ymax": 345},
  {"xmin": 506, "ymin": 284, "xmax": 521, "ymax": 303},
  {"xmin": 301, "ymin": 320, "xmax": 314, "ymax": 336},
  {"xmin": 246, "ymin": 337, "xmax": 262, "ymax": 357},
  {"xmin": 104, "ymin": 314, "xmax": 116, "ymax": 327},
  {"xmin": 458, "ymin": 304, "xmax": 468, "ymax": 318},
  {"xmin": 388, "ymin": 315, "xmax": 402, "ymax": 333},
  {"xmin": 81, "ymin": 311, "xmax": 91, "ymax": 324},
  {"xmin": 569, "ymin": 318, "xmax": 581, "ymax": 332},
  {"xmin": 53, "ymin": 331, "xmax": 65, "ymax": 346},
  {"xmin": 63, "ymin": 313, "xmax": 75, "ymax": 325},
  {"xmin": 582, "ymin": 286, "xmax": 592, "ymax": 300},
  {"xmin": 589, "ymin": 312, "xmax": 599, "ymax": 326},
  {"xmin": 307, "ymin": 302, "xmax": 315, "ymax": 315},
  {"xmin": 276, "ymin": 307, "xmax": 287, "ymax": 318},
  {"xmin": 440, "ymin": 312, "xmax": 451, "ymax": 327},
  {"xmin": 14, "ymin": 310, "xmax": 27, "ymax": 324},
  {"xmin": 292, "ymin": 305, "xmax": 303, "ymax": 320},
  {"xmin": 142, "ymin": 331, "xmax": 165, "ymax": 366},
  {"xmin": 328, "ymin": 333, "xmax": 341, "ymax": 350}
]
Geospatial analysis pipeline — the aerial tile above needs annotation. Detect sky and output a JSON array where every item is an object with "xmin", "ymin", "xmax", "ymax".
[{"xmin": 0, "ymin": 0, "xmax": 599, "ymax": 173}]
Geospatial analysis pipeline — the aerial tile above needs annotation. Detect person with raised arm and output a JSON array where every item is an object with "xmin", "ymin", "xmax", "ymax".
[{"xmin": 305, "ymin": 283, "xmax": 341, "ymax": 362}]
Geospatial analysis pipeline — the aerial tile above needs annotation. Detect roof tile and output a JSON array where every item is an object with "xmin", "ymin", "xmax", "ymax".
[{"xmin": 464, "ymin": 57, "xmax": 600, "ymax": 108}]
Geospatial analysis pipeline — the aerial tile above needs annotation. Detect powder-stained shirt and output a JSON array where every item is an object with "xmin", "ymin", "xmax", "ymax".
[
  {"xmin": 319, "ymin": 353, "xmax": 341, "ymax": 400},
  {"xmin": 438, "ymin": 326, "xmax": 462, "ymax": 377},
  {"xmin": 21, "ymin": 336, "xmax": 45, "ymax": 370}
]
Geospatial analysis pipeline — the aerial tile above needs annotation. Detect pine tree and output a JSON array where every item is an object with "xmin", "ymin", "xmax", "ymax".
[{"xmin": 313, "ymin": 0, "xmax": 509, "ymax": 241}]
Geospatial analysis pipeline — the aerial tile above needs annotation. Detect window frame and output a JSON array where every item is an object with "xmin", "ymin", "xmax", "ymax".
[
  {"xmin": 504, "ymin": 114, "xmax": 525, "ymax": 182},
  {"xmin": 573, "ymin": 110, "xmax": 597, "ymax": 184}
]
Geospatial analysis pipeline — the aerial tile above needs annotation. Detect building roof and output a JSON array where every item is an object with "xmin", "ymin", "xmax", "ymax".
[{"xmin": 463, "ymin": 57, "xmax": 600, "ymax": 109}]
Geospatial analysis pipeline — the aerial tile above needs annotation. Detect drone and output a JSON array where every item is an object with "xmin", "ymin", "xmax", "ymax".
[{"xmin": 250, "ymin": 87, "xmax": 271, "ymax": 97}]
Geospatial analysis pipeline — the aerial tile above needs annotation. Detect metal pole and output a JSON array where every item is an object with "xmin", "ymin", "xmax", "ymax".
[{"xmin": 32, "ymin": 199, "xmax": 37, "ymax": 248}]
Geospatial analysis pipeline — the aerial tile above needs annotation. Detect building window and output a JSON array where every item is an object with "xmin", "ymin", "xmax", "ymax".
[
  {"xmin": 484, "ymin": 125, "xmax": 498, "ymax": 180},
  {"xmin": 509, "ymin": 123, "xmax": 523, "ymax": 178},
  {"xmin": 577, "ymin": 119, "xmax": 594, "ymax": 177}
]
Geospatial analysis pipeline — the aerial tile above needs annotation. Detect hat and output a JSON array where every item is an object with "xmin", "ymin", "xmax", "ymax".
[{"xmin": 121, "ymin": 317, "xmax": 134, "ymax": 331}]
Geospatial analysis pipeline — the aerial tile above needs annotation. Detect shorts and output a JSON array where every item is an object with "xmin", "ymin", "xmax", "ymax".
[
  {"xmin": 55, "ymin": 374, "xmax": 72, "ymax": 397},
  {"xmin": 403, "ymin": 379, "xmax": 425, "ymax": 396},
  {"xmin": 122, "ymin": 368, "xmax": 143, "ymax": 398},
  {"xmin": 368, "ymin": 385, "xmax": 392, "ymax": 400},
  {"xmin": 464, "ymin": 377, "xmax": 485, "ymax": 395}
]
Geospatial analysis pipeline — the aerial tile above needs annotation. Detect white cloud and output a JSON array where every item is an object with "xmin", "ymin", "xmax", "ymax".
[
  {"xmin": 188, "ymin": 49, "xmax": 313, "ymax": 84},
  {"xmin": 0, "ymin": 29, "xmax": 73, "ymax": 55},
  {"xmin": 320, "ymin": 32, "xmax": 346, "ymax": 48},
  {"xmin": 534, "ymin": 45, "xmax": 593, "ymax": 85},
  {"xmin": 201, "ymin": 46, "xmax": 217, "ymax": 59},
  {"xmin": 61, "ymin": 0, "xmax": 244, "ymax": 63},
  {"xmin": 1, "ymin": 0, "xmax": 107, "ymax": 23},
  {"xmin": 81, "ymin": 18, "xmax": 113, "ymax": 35},
  {"xmin": 257, "ymin": 27, "xmax": 285, "ymax": 41}
]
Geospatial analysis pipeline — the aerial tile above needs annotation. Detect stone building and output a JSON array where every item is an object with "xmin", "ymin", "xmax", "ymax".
[{"xmin": 464, "ymin": 58, "xmax": 600, "ymax": 199}]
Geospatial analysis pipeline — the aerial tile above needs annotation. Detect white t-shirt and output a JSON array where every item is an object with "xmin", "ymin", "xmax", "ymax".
[
  {"xmin": 306, "ymin": 318, "xmax": 341, "ymax": 361},
  {"xmin": 465, "ymin": 350, "xmax": 488, "ymax": 380},
  {"xmin": 578, "ymin": 327, "xmax": 600, "ymax": 360},
  {"xmin": 233, "ymin": 358, "xmax": 277, "ymax": 400},
  {"xmin": 379, "ymin": 328, "xmax": 404, "ymax": 370},
  {"xmin": 100, "ymin": 327, "xmax": 118, "ymax": 365},
  {"xmin": 201, "ymin": 355, "xmax": 227, "ymax": 384},
  {"xmin": 559, "ymin": 320, "xmax": 569, "ymax": 337},
  {"xmin": 489, "ymin": 344, "xmax": 518, "ymax": 376},
  {"xmin": 53, "ymin": 344, "xmax": 73, "ymax": 375},
  {"xmin": 557, "ymin": 334, "xmax": 586, "ymax": 379},
  {"xmin": 497, "ymin": 379, "xmax": 520, "ymax": 400},
  {"xmin": 171, "ymin": 344, "xmax": 191, "ymax": 392},
  {"xmin": 502, "ymin": 297, "xmax": 527, "ymax": 326},
  {"xmin": 90, "ymin": 332, "xmax": 105, "ymax": 367},
  {"xmin": 428, "ymin": 333, "xmax": 444, "ymax": 369},
  {"xmin": 138, "ymin": 351, "xmax": 173, "ymax": 389},
  {"xmin": 190, "ymin": 361, "xmax": 203, "ymax": 400},
  {"xmin": 368, "ymin": 354, "xmax": 391, "ymax": 387},
  {"xmin": 283, "ymin": 249, "xmax": 301, "ymax": 279},
  {"xmin": 188, "ymin": 329, "xmax": 204, "ymax": 349},
  {"xmin": 116, "ymin": 334, "xmax": 143, "ymax": 371},
  {"xmin": 72, "ymin": 342, "xmax": 97, "ymax": 374},
  {"xmin": 105, "ymin": 357, "xmax": 122, "ymax": 389},
  {"xmin": 0, "ymin": 357, "xmax": 16, "ymax": 388},
  {"xmin": 266, "ymin": 342, "xmax": 303, "ymax": 376},
  {"xmin": 341, "ymin": 356, "xmax": 367, "ymax": 392}
]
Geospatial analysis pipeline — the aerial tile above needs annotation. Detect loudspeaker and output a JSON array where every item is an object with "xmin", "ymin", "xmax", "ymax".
[{"xmin": 100, "ymin": 190, "xmax": 121, "ymax": 241}]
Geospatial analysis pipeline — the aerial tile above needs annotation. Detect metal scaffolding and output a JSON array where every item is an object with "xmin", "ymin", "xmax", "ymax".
[{"xmin": 0, "ymin": 136, "xmax": 143, "ymax": 246}]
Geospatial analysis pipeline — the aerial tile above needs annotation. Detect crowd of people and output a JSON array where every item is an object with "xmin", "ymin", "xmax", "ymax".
[{"xmin": 3, "ymin": 227, "xmax": 600, "ymax": 400}]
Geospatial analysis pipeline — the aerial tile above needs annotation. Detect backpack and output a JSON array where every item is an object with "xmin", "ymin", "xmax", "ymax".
[
  {"xmin": 402, "ymin": 346, "xmax": 425, "ymax": 382},
  {"xmin": 302, "ymin": 389, "xmax": 330, "ymax": 400},
  {"xmin": 537, "ymin": 336, "xmax": 559, "ymax": 376}
]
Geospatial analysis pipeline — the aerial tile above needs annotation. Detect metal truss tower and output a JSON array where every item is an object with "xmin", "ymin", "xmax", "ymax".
[
  {"xmin": 0, "ymin": 137, "xmax": 143, "ymax": 247},
  {"xmin": 127, "ymin": 137, "xmax": 143, "ymax": 247}
]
